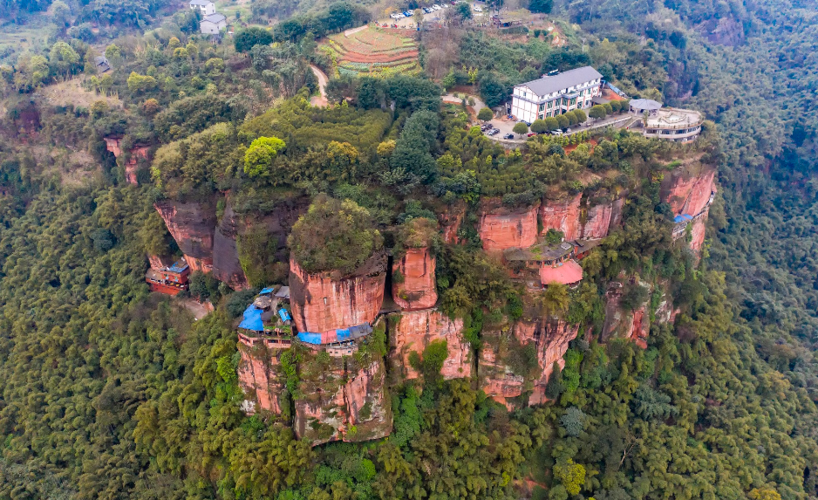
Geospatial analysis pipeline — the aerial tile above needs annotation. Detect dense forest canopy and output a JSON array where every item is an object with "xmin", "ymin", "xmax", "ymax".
[{"xmin": 0, "ymin": 0, "xmax": 816, "ymax": 498}]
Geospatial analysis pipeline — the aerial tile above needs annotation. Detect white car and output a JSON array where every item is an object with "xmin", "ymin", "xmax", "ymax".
[
  {"xmin": 473, "ymin": 5, "xmax": 483, "ymax": 12},
  {"xmin": 432, "ymin": 4, "xmax": 442, "ymax": 10}
]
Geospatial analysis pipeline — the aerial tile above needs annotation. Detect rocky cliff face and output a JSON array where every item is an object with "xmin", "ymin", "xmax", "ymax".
[
  {"xmin": 393, "ymin": 248, "xmax": 437, "ymax": 311},
  {"xmin": 478, "ymin": 332, "xmax": 526, "ymax": 409},
  {"xmin": 478, "ymin": 206, "xmax": 538, "ymax": 253},
  {"xmin": 104, "ymin": 137, "xmax": 149, "ymax": 185},
  {"xmin": 154, "ymin": 199, "xmax": 217, "ymax": 273},
  {"xmin": 294, "ymin": 353, "xmax": 391, "ymax": 445},
  {"xmin": 664, "ymin": 168, "xmax": 716, "ymax": 217},
  {"xmin": 213, "ymin": 200, "xmax": 249, "ymax": 289},
  {"xmin": 237, "ymin": 339, "xmax": 285, "ymax": 414},
  {"xmin": 523, "ymin": 319, "xmax": 580, "ymax": 406},
  {"xmin": 439, "ymin": 202, "xmax": 465, "ymax": 244},
  {"xmin": 540, "ymin": 194, "xmax": 582, "ymax": 240},
  {"xmin": 689, "ymin": 211, "xmax": 708, "ymax": 254},
  {"xmin": 602, "ymin": 281, "xmax": 650, "ymax": 349},
  {"xmin": 289, "ymin": 255, "xmax": 387, "ymax": 333},
  {"xmin": 388, "ymin": 309, "xmax": 472, "ymax": 382},
  {"xmin": 581, "ymin": 200, "xmax": 615, "ymax": 239}
]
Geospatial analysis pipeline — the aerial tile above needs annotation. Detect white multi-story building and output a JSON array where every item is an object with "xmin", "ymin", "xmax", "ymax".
[
  {"xmin": 510, "ymin": 66, "xmax": 603, "ymax": 123},
  {"xmin": 190, "ymin": 0, "xmax": 216, "ymax": 16}
]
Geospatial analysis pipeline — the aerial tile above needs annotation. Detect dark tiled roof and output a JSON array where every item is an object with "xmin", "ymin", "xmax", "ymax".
[{"xmin": 519, "ymin": 66, "xmax": 602, "ymax": 97}]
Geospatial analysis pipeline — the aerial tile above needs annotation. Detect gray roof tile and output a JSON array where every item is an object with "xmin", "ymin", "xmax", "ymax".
[{"xmin": 518, "ymin": 66, "xmax": 602, "ymax": 97}]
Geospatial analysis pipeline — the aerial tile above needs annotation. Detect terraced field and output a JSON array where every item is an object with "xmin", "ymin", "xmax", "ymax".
[{"xmin": 319, "ymin": 26, "xmax": 420, "ymax": 78}]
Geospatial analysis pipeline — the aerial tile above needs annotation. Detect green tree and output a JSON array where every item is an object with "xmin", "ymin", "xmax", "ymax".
[
  {"xmin": 603, "ymin": 102, "xmax": 613, "ymax": 114},
  {"xmin": 589, "ymin": 104, "xmax": 607, "ymax": 119},
  {"xmin": 513, "ymin": 122, "xmax": 529, "ymax": 136},
  {"xmin": 566, "ymin": 110, "xmax": 579, "ymax": 126},
  {"xmin": 244, "ymin": 136, "xmax": 286, "ymax": 178},
  {"xmin": 529, "ymin": 0, "xmax": 553, "ymax": 14},
  {"xmin": 288, "ymin": 195, "xmax": 383, "ymax": 274},
  {"xmin": 48, "ymin": 41, "xmax": 80, "ymax": 77},
  {"xmin": 574, "ymin": 108, "xmax": 587, "ymax": 123},
  {"xmin": 553, "ymin": 459, "xmax": 585, "ymax": 496},
  {"xmin": 457, "ymin": 2, "xmax": 472, "ymax": 20},
  {"xmin": 531, "ymin": 119, "xmax": 548, "ymax": 133},
  {"xmin": 127, "ymin": 72, "xmax": 157, "ymax": 93},
  {"xmin": 477, "ymin": 108, "xmax": 493, "ymax": 121},
  {"xmin": 235, "ymin": 26, "xmax": 274, "ymax": 52},
  {"xmin": 442, "ymin": 69, "xmax": 456, "ymax": 90},
  {"xmin": 556, "ymin": 114, "xmax": 570, "ymax": 129},
  {"xmin": 545, "ymin": 116, "xmax": 560, "ymax": 131},
  {"xmin": 50, "ymin": 0, "xmax": 71, "ymax": 27}
]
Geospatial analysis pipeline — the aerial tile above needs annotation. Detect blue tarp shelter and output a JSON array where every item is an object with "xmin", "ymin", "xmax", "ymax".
[
  {"xmin": 259, "ymin": 287, "xmax": 275, "ymax": 295},
  {"xmin": 297, "ymin": 332, "xmax": 322, "ymax": 344},
  {"xmin": 673, "ymin": 214, "xmax": 693, "ymax": 223},
  {"xmin": 239, "ymin": 305, "xmax": 264, "ymax": 331},
  {"xmin": 278, "ymin": 309, "xmax": 292, "ymax": 322}
]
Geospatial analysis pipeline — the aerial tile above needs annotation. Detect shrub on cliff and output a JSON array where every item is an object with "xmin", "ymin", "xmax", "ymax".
[
  {"xmin": 395, "ymin": 217, "xmax": 439, "ymax": 254},
  {"xmin": 288, "ymin": 195, "xmax": 383, "ymax": 274}
]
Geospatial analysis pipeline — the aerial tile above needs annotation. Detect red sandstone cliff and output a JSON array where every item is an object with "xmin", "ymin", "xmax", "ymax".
[
  {"xmin": 540, "ymin": 194, "xmax": 582, "ymax": 240},
  {"xmin": 478, "ymin": 205, "xmax": 538, "ymax": 253},
  {"xmin": 388, "ymin": 309, "xmax": 472, "ymax": 381},
  {"xmin": 104, "ymin": 137, "xmax": 149, "ymax": 185},
  {"xmin": 295, "ymin": 354, "xmax": 391, "ymax": 445},
  {"xmin": 478, "ymin": 333, "xmax": 526, "ymax": 409},
  {"xmin": 581, "ymin": 200, "xmax": 615, "ymax": 239},
  {"xmin": 439, "ymin": 202, "xmax": 466, "ymax": 244},
  {"xmin": 393, "ymin": 248, "xmax": 437, "ymax": 311},
  {"xmin": 602, "ymin": 281, "xmax": 650, "ymax": 349},
  {"xmin": 154, "ymin": 199, "xmax": 217, "ymax": 273},
  {"xmin": 523, "ymin": 319, "xmax": 580, "ymax": 406},
  {"xmin": 664, "ymin": 168, "xmax": 716, "ymax": 216},
  {"xmin": 289, "ymin": 255, "xmax": 387, "ymax": 333},
  {"xmin": 237, "ymin": 338, "xmax": 285, "ymax": 414},
  {"xmin": 213, "ymin": 200, "xmax": 249, "ymax": 290},
  {"xmin": 689, "ymin": 211, "xmax": 708, "ymax": 253}
]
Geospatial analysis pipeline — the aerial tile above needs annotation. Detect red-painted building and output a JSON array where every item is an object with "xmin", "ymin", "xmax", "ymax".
[{"xmin": 146, "ymin": 259, "xmax": 190, "ymax": 295}]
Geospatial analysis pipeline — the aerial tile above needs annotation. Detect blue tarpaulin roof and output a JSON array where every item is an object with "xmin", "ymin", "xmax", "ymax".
[
  {"xmin": 297, "ymin": 332, "xmax": 322, "ymax": 344},
  {"xmin": 259, "ymin": 287, "xmax": 275, "ymax": 295},
  {"xmin": 168, "ymin": 260, "xmax": 189, "ymax": 273},
  {"xmin": 239, "ymin": 305, "xmax": 264, "ymax": 331},
  {"xmin": 674, "ymin": 214, "xmax": 693, "ymax": 223},
  {"xmin": 278, "ymin": 309, "xmax": 291, "ymax": 322}
]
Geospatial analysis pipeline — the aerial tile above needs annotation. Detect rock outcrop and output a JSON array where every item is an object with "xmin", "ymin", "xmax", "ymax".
[
  {"xmin": 523, "ymin": 319, "xmax": 580, "ymax": 406},
  {"xmin": 602, "ymin": 281, "xmax": 650, "ymax": 349},
  {"xmin": 213, "ymin": 200, "xmax": 249, "ymax": 289},
  {"xmin": 439, "ymin": 202, "xmax": 465, "ymax": 244},
  {"xmin": 154, "ymin": 199, "xmax": 217, "ymax": 273},
  {"xmin": 295, "ymin": 353, "xmax": 391, "ymax": 445},
  {"xmin": 388, "ymin": 309, "xmax": 472, "ymax": 382},
  {"xmin": 393, "ymin": 248, "xmax": 437, "ymax": 311},
  {"xmin": 689, "ymin": 211, "xmax": 708, "ymax": 253},
  {"xmin": 581, "ymin": 200, "xmax": 615, "ymax": 239},
  {"xmin": 664, "ymin": 168, "xmax": 716, "ymax": 217},
  {"xmin": 289, "ymin": 255, "xmax": 387, "ymax": 333},
  {"xmin": 478, "ymin": 205, "xmax": 538, "ymax": 253},
  {"xmin": 479, "ymin": 332, "xmax": 526, "ymax": 409},
  {"xmin": 540, "ymin": 194, "xmax": 582, "ymax": 240},
  {"xmin": 104, "ymin": 137, "xmax": 149, "ymax": 185},
  {"xmin": 237, "ymin": 338, "xmax": 286, "ymax": 414}
]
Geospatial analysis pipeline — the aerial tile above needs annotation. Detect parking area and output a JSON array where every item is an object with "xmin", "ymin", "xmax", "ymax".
[{"xmin": 379, "ymin": 3, "xmax": 450, "ymax": 28}]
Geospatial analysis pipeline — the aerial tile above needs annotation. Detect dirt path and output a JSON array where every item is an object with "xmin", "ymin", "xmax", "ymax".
[
  {"xmin": 310, "ymin": 64, "xmax": 329, "ymax": 108},
  {"xmin": 178, "ymin": 298, "xmax": 213, "ymax": 321}
]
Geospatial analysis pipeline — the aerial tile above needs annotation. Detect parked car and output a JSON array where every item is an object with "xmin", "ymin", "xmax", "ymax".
[
  {"xmin": 473, "ymin": 5, "xmax": 483, "ymax": 11},
  {"xmin": 404, "ymin": 10, "xmax": 413, "ymax": 16},
  {"xmin": 504, "ymin": 133, "xmax": 515, "ymax": 139},
  {"xmin": 480, "ymin": 123, "xmax": 492, "ymax": 131},
  {"xmin": 488, "ymin": 129, "xmax": 500, "ymax": 136},
  {"xmin": 527, "ymin": 132, "xmax": 537, "ymax": 137},
  {"xmin": 551, "ymin": 130, "xmax": 563, "ymax": 136},
  {"xmin": 433, "ymin": 4, "xmax": 442, "ymax": 9}
]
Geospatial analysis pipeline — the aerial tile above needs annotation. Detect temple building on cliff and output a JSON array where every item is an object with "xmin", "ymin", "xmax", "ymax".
[
  {"xmin": 237, "ymin": 286, "xmax": 294, "ymax": 349},
  {"xmin": 145, "ymin": 258, "xmax": 190, "ymax": 295},
  {"xmin": 629, "ymin": 99, "xmax": 703, "ymax": 143},
  {"xmin": 504, "ymin": 239, "xmax": 588, "ymax": 288}
]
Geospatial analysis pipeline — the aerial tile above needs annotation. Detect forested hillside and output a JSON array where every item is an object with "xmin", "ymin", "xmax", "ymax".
[{"xmin": 0, "ymin": 0, "xmax": 816, "ymax": 498}]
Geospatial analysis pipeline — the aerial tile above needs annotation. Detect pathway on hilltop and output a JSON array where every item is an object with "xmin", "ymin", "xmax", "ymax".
[{"xmin": 310, "ymin": 64, "xmax": 329, "ymax": 108}]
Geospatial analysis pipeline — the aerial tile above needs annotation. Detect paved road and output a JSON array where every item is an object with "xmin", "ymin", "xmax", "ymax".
[
  {"xmin": 444, "ymin": 92, "xmax": 638, "ymax": 144},
  {"xmin": 310, "ymin": 64, "xmax": 329, "ymax": 108}
]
